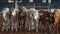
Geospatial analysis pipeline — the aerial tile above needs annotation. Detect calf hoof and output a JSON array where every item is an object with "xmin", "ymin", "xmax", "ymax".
[
  {"xmin": 6, "ymin": 29, "xmax": 8, "ymax": 31},
  {"xmin": 28, "ymin": 28, "xmax": 30, "ymax": 31},
  {"xmin": 2, "ymin": 29, "xmax": 4, "ymax": 31},
  {"xmin": 11, "ymin": 29, "xmax": 13, "ymax": 31},
  {"xmin": 2, "ymin": 27, "xmax": 5, "ymax": 31},
  {"xmin": 16, "ymin": 29, "xmax": 18, "ymax": 31},
  {"xmin": 22, "ymin": 29, "xmax": 25, "ymax": 31},
  {"xmin": 36, "ymin": 30, "xmax": 38, "ymax": 32},
  {"xmin": 36, "ymin": 31, "xmax": 38, "ymax": 32}
]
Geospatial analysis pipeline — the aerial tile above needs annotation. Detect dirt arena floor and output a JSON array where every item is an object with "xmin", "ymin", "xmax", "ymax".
[{"xmin": 0, "ymin": 16, "xmax": 59, "ymax": 34}]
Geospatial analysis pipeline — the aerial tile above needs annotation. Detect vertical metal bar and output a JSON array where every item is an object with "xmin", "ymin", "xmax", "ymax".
[
  {"xmin": 15, "ymin": 0, "xmax": 18, "ymax": 9},
  {"xmin": 48, "ymin": 0, "xmax": 52, "ymax": 34},
  {"xmin": 33, "ymin": 3, "xmax": 35, "ymax": 9}
]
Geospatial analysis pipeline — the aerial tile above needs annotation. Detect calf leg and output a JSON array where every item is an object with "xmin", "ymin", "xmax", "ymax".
[
  {"xmin": 28, "ymin": 19, "xmax": 31, "ymax": 31},
  {"xmin": 19, "ymin": 22, "xmax": 20, "ymax": 28},
  {"xmin": 2, "ymin": 23, "xmax": 5, "ymax": 31},
  {"xmin": 6, "ymin": 24, "xmax": 8, "ymax": 31},
  {"xmin": 22, "ymin": 20, "xmax": 25, "ymax": 31},
  {"xmin": 2, "ymin": 22, "xmax": 5, "ymax": 31},
  {"xmin": 36, "ymin": 20, "xmax": 39, "ymax": 32},
  {"xmin": 14, "ymin": 19, "xmax": 18, "ymax": 31},
  {"xmin": 31, "ymin": 21, "xmax": 35, "ymax": 31},
  {"xmin": 11, "ymin": 22, "xmax": 18, "ymax": 31},
  {"xmin": 6, "ymin": 20, "xmax": 10, "ymax": 31},
  {"xmin": 11, "ymin": 23, "xmax": 14, "ymax": 31}
]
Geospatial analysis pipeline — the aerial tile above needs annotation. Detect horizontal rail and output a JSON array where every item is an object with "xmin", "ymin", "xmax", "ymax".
[{"xmin": 19, "ymin": 6, "xmax": 49, "ymax": 8}]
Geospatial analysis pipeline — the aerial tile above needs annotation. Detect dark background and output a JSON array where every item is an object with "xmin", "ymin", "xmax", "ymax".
[{"xmin": 0, "ymin": 0, "xmax": 60, "ymax": 11}]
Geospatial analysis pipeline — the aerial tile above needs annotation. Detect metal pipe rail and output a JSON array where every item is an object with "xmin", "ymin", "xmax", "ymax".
[{"xmin": 19, "ymin": 6, "xmax": 49, "ymax": 8}]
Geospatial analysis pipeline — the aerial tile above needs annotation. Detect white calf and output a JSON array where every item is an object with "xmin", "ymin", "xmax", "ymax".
[
  {"xmin": 27, "ymin": 8, "xmax": 39, "ymax": 32},
  {"xmin": 2, "ymin": 7, "xmax": 10, "ymax": 31}
]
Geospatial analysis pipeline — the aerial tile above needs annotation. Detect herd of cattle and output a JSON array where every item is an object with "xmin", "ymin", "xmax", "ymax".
[{"xmin": 0, "ymin": 6, "xmax": 59, "ymax": 33}]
